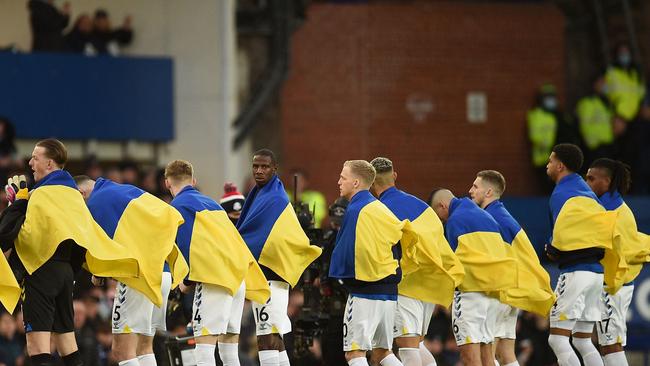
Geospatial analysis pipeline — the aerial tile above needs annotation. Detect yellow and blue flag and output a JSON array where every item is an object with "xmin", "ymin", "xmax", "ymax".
[
  {"xmin": 87, "ymin": 178, "xmax": 188, "ymax": 306},
  {"xmin": 485, "ymin": 200, "xmax": 555, "ymax": 316},
  {"xmin": 15, "ymin": 171, "xmax": 139, "ymax": 306},
  {"xmin": 600, "ymin": 191, "xmax": 650, "ymax": 293},
  {"xmin": 0, "ymin": 254, "xmax": 20, "ymax": 313},
  {"xmin": 329, "ymin": 190, "xmax": 419, "ymax": 283},
  {"xmin": 237, "ymin": 175, "xmax": 321, "ymax": 287},
  {"xmin": 549, "ymin": 173, "xmax": 624, "ymax": 292},
  {"xmin": 445, "ymin": 198, "xmax": 518, "ymax": 292},
  {"xmin": 172, "ymin": 185, "xmax": 270, "ymax": 303},
  {"xmin": 379, "ymin": 187, "xmax": 463, "ymax": 307}
]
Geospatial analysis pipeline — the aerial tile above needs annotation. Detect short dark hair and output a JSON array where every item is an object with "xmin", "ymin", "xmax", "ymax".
[
  {"xmin": 73, "ymin": 175, "xmax": 93, "ymax": 186},
  {"xmin": 552, "ymin": 143, "xmax": 583, "ymax": 173},
  {"xmin": 590, "ymin": 158, "xmax": 632, "ymax": 195},
  {"xmin": 427, "ymin": 187, "xmax": 444, "ymax": 206},
  {"xmin": 477, "ymin": 170, "xmax": 506, "ymax": 196},
  {"xmin": 253, "ymin": 149, "xmax": 277, "ymax": 165},
  {"xmin": 36, "ymin": 138, "xmax": 67, "ymax": 168},
  {"xmin": 370, "ymin": 157, "xmax": 394, "ymax": 174}
]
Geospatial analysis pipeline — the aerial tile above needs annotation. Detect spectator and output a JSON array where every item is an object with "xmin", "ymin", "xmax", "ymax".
[
  {"xmin": 105, "ymin": 166, "xmax": 122, "ymax": 183},
  {"xmin": 119, "ymin": 160, "xmax": 140, "ymax": 186},
  {"xmin": 141, "ymin": 167, "xmax": 160, "ymax": 196},
  {"xmin": 28, "ymin": 0, "xmax": 70, "ymax": 52},
  {"xmin": 527, "ymin": 84, "xmax": 578, "ymax": 192},
  {"xmin": 220, "ymin": 182, "xmax": 246, "ymax": 224},
  {"xmin": 0, "ymin": 117, "xmax": 18, "ymax": 182},
  {"xmin": 73, "ymin": 300, "xmax": 100, "ymax": 366},
  {"xmin": 91, "ymin": 9, "xmax": 133, "ymax": 56},
  {"xmin": 0, "ymin": 311, "xmax": 23, "ymax": 366},
  {"xmin": 95, "ymin": 321, "xmax": 115, "ymax": 366},
  {"xmin": 575, "ymin": 74, "xmax": 615, "ymax": 167},
  {"xmin": 83, "ymin": 155, "xmax": 103, "ymax": 180},
  {"xmin": 633, "ymin": 91, "xmax": 650, "ymax": 193},
  {"xmin": 604, "ymin": 42, "xmax": 646, "ymax": 122},
  {"xmin": 65, "ymin": 14, "xmax": 96, "ymax": 55}
]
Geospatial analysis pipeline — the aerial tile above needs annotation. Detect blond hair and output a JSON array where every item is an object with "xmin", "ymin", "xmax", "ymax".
[
  {"xmin": 477, "ymin": 170, "xmax": 506, "ymax": 196},
  {"xmin": 344, "ymin": 160, "xmax": 376, "ymax": 186},
  {"xmin": 36, "ymin": 138, "xmax": 67, "ymax": 168},
  {"xmin": 165, "ymin": 160, "xmax": 193, "ymax": 183}
]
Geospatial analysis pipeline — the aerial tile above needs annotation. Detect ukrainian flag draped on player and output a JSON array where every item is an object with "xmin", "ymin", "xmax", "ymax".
[
  {"xmin": 485, "ymin": 200, "xmax": 555, "ymax": 316},
  {"xmin": 549, "ymin": 173, "xmax": 625, "ymax": 293},
  {"xmin": 237, "ymin": 175, "xmax": 321, "ymax": 287},
  {"xmin": 15, "ymin": 171, "xmax": 139, "ymax": 288},
  {"xmin": 445, "ymin": 198, "xmax": 518, "ymax": 292},
  {"xmin": 0, "ymin": 255, "xmax": 20, "ymax": 313},
  {"xmin": 87, "ymin": 178, "xmax": 188, "ymax": 306},
  {"xmin": 329, "ymin": 190, "xmax": 419, "ymax": 282},
  {"xmin": 379, "ymin": 187, "xmax": 463, "ymax": 307},
  {"xmin": 172, "ymin": 185, "xmax": 270, "ymax": 303},
  {"xmin": 599, "ymin": 191, "xmax": 650, "ymax": 292}
]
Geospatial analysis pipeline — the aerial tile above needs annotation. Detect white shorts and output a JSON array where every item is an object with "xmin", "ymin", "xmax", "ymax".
[
  {"xmin": 394, "ymin": 295, "xmax": 435, "ymax": 337},
  {"xmin": 597, "ymin": 284, "xmax": 634, "ymax": 346},
  {"xmin": 343, "ymin": 295, "xmax": 397, "ymax": 351},
  {"xmin": 452, "ymin": 291, "xmax": 497, "ymax": 346},
  {"xmin": 494, "ymin": 301, "xmax": 518, "ymax": 340},
  {"xmin": 550, "ymin": 271, "xmax": 603, "ymax": 327},
  {"xmin": 252, "ymin": 280, "xmax": 291, "ymax": 336},
  {"xmin": 112, "ymin": 272, "xmax": 172, "ymax": 336},
  {"xmin": 192, "ymin": 281, "xmax": 245, "ymax": 337}
]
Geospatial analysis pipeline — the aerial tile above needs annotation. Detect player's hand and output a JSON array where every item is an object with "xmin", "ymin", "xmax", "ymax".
[
  {"xmin": 91, "ymin": 275, "xmax": 106, "ymax": 287},
  {"xmin": 179, "ymin": 281, "xmax": 195, "ymax": 294},
  {"xmin": 5, "ymin": 175, "xmax": 28, "ymax": 204}
]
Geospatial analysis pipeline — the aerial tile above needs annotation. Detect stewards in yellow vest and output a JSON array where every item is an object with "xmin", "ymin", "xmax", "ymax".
[
  {"xmin": 605, "ymin": 43, "xmax": 646, "ymax": 121},
  {"xmin": 528, "ymin": 84, "xmax": 578, "ymax": 193},
  {"xmin": 576, "ymin": 75, "xmax": 615, "ymax": 164}
]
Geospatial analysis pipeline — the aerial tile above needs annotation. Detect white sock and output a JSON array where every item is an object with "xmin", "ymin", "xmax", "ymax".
[
  {"xmin": 571, "ymin": 337, "xmax": 604, "ymax": 366},
  {"xmin": 218, "ymin": 343, "xmax": 240, "ymax": 366},
  {"xmin": 380, "ymin": 353, "xmax": 404, "ymax": 366},
  {"xmin": 118, "ymin": 358, "xmax": 140, "ymax": 366},
  {"xmin": 504, "ymin": 362, "xmax": 520, "ymax": 366},
  {"xmin": 137, "ymin": 354, "xmax": 156, "ymax": 366},
  {"xmin": 418, "ymin": 342, "xmax": 436, "ymax": 366},
  {"xmin": 258, "ymin": 350, "xmax": 279, "ymax": 366},
  {"xmin": 398, "ymin": 348, "xmax": 420, "ymax": 366},
  {"xmin": 278, "ymin": 350, "xmax": 290, "ymax": 366},
  {"xmin": 548, "ymin": 334, "xmax": 580, "ymax": 366},
  {"xmin": 603, "ymin": 351, "xmax": 628, "ymax": 366},
  {"xmin": 348, "ymin": 357, "xmax": 369, "ymax": 366},
  {"xmin": 195, "ymin": 344, "xmax": 216, "ymax": 366}
]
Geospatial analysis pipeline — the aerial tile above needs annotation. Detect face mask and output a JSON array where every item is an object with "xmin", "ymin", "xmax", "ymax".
[
  {"xmin": 600, "ymin": 83, "xmax": 609, "ymax": 94},
  {"xmin": 543, "ymin": 96, "xmax": 557, "ymax": 111},
  {"xmin": 618, "ymin": 52, "xmax": 632, "ymax": 67}
]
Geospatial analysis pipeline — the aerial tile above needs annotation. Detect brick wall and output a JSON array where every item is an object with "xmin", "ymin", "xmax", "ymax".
[{"xmin": 280, "ymin": 1, "xmax": 566, "ymax": 204}]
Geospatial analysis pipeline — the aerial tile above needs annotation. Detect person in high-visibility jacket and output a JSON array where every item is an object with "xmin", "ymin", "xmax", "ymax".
[
  {"xmin": 527, "ymin": 84, "xmax": 579, "ymax": 193},
  {"xmin": 605, "ymin": 43, "xmax": 646, "ymax": 122},
  {"xmin": 576, "ymin": 74, "xmax": 615, "ymax": 166}
]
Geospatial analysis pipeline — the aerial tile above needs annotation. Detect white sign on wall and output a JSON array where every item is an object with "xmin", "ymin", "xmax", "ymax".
[{"xmin": 467, "ymin": 91, "xmax": 487, "ymax": 124}]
